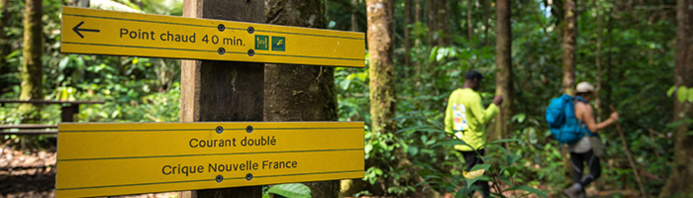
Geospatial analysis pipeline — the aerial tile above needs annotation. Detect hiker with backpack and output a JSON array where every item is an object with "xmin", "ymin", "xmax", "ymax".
[
  {"xmin": 444, "ymin": 70, "xmax": 503, "ymax": 198},
  {"xmin": 546, "ymin": 82, "xmax": 619, "ymax": 198}
]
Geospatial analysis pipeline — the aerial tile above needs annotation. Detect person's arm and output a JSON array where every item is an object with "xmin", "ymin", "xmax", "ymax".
[
  {"xmin": 578, "ymin": 103, "xmax": 619, "ymax": 132},
  {"xmin": 444, "ymin": 96, "xmax": 454, "ymax": 134},
  {"xmin": 468, "ymin": 94, "xmax": 500, "ymax": 125}
]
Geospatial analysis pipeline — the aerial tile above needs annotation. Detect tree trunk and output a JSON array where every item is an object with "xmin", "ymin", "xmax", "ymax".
[
  {"xmin": 436, "ymin": 0, "xmax": 450, "ymax": 46},
  {"xmin": 366, "ymin": 0, "xmax": 398, "ymax": 194},
  {"xmin": 562, "ymin": 0, "xmax": 577, "ymax": 95},
  {"xmin": 661, "ymin": 0, "xmax": 693, "ymax": 196},
  {"xmin": 404, "ymin": 0, "xmax": 412, "ymax": 69},
  {"xmin": 180, "ymin": 0, "xmax": 264, "ymax": 197},
  {"xmin": 427, "ymin": 0, "xmax": 437, "ymax": 46},
  {"xmin": 483, "ymin": 0, "xmax": 490, "ymax": 46},
  {"xmin": 367, "ymin": 0, "xmax": 395, "ymax": 139},
  {"xmin": 467, "ymin": 0, "xmax": 473, "ymax": 41},
  {"xmin": 351, "ymin": 0, "xmax": 359, "ymax": 32},
  {"xmin": 0, "ymin": 0, "xmax": 11, "ymax": 93},
  {"xmin": 415, "ymin": 0, "xmax": 421, "ymax": 24},
  {"xmin": 264, "ymin": 0, "xmax": 340, "ymax": 197},
  {"xmin": 595, "ymin": 0, "xmax": 602, "ymax": 122},
  {"xmin": 494, "ymin": 0, "xmax": 512, "ymax": 142},
  {"xmin": 18, "ymin": 0, "xmax": 43, "ymax": 119},
  {"xmin": 560, "ymin": 0, "xmax": 578, "ymax": 179}
]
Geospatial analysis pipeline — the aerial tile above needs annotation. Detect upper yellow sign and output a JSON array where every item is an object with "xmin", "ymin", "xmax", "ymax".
[
  {"xmin": 56, "ymin": 122, "xmax": 364, "ymax": 197},
  {"xmin": 61, "ymin": 7, "xmax": 365, "ymax": 67}
]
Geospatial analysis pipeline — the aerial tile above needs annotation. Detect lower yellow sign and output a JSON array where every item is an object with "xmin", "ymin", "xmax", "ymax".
[{"xmin": 56, "ymin": 122, "xmax": 364, "ymax": 197}]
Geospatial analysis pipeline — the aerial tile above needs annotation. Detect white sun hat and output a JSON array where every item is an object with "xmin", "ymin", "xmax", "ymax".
[{"xmin": 576, "ymin": 82, "xmax": 595, "ymax": 93}]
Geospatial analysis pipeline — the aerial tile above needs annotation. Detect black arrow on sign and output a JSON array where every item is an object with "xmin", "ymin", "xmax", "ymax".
[{"xmin": 72, "ymin": 21, "xmax": 100, "ymax": 38}]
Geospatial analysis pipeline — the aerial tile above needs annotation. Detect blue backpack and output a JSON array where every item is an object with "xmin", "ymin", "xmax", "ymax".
[{"xmin": 545, "ymin": 94, "xmax": 588, "ymax": 144}]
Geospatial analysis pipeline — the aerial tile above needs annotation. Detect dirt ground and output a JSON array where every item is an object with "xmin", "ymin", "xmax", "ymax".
[{"xmin": 0, "ymin": 145, "xmax": 57, "ymax": 198}]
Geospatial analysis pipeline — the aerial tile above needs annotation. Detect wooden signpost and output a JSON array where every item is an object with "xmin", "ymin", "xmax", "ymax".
[
  {"xmin": 56, "ymin": 122, "xmax": 364, "ymax": 197},
  {"xmin": 58, "ymin": 6, "xmax": 365, "ymax": 198},
  {"xmin": 61, "ymin": 7, "xmax": 365, "ymax": 68}
]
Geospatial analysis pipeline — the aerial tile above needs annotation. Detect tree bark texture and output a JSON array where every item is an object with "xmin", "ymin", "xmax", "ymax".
[
  {"xmin": 351, "ymin": 0, "xmax": 359, "ymax": 32},
  {"xmin": 483, "ymin": 0, "xmax": 490, "ymax": 46},
  {"xmin": 467, "ymin": 0, "xmax": 473, "ymax": 41},
  {"xmin": 661, "ymin": 0, "xmax": 693, "ymax": 196},
  {"xmin": 435, "ymin": 0, "xmax": 450, "ymax": 46},
  {"xmin": 0, "ymin": 0, "xmax": 12, "ymax": 93},
  {"xmin": 264, "ymin": 1, "xmax": 340, "ymax": 197},
  {"xmin": 180, "ymin": 0, "xmax": 264, "ymax": 197},
  {"xmin": 562, "ymin": 0, "xmax": 577, "ymax": 95},
  {"xmin": 494, "ymin": 0, "xmax": 512, "ymax": 141},
  {"xmin": 560, "ymin": 0, "xmax": 577, "ymax": 178},
  {"xmin": 427, "ymin": 0, "xmax": 437, "ymax": 46},
  {"xmin": 367, "ymin": 0, "xmax": 396, "ymax": 137},
  {"xmin": 404, "ymin": 0, "xmax": 412, "ymax": 69},
  {"xmin": 18, "ymin": 0, "xmax": 43, "ymax": 116}
]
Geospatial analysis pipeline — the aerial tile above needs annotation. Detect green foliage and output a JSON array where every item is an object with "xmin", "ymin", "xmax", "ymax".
[{"xmin": 264, "ymin": 183, "xmax": 311, "ymax": 198}]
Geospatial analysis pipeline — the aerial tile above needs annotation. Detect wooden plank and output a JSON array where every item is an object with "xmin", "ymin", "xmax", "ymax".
[
  {"xmin": 0, "ymin": 99, "xmax": 104, "ymax": 105},
  {"xmin": 60, "ymin": 7, "xmax": 365, "ymax": 68},
  {"xmin": 0, "ymin": 124, "xmax": 57, "ymax": 129},
  {"xmin": 180, "ymin": 0, "xmax": 265, "ymax": 197},
  {"xmin": 55, "ymin": 121, "xmax": 364, "ymax": 197},
  {"xmin": 0, "ymin": 130, "xmax": 57, "ymax": 135}
]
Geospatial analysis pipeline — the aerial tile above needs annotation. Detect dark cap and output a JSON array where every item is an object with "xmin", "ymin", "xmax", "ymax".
[{"xmin": 464, "ymin": 70, "xmax": 484, "ymax": 80}]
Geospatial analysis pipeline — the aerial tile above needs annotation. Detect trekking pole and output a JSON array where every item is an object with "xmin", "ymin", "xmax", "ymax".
[{"xmin": 610, "ymin": 106, "xmax": 647, "ymax": 198}]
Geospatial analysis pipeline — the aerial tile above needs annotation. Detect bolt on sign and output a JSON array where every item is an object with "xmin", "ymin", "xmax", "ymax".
[
  {"xmin": 61, "ymin": 7, "xmax": 365, "ymax": 67},
  {"xmin": 56, "ymin": 122, "xmax": 364, "ymax": 197}
]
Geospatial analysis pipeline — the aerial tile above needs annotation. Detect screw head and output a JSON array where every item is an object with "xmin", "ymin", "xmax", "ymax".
[
  {"xmin": 215, "ymin": 175, "xmax": 224, "ymax": 183},
  {"xmin": 217, "ymin": 24, "xmax": 225, "ymax": 32},
  {"xmin": 215, "ymin": 126, "xmax": 224, "ymax": 134},
  {"xmin": 247, "ymin": 26, "xmax": 255, "ymax": 34},
  {"xmin": 218, "ymin": 47, "xmax": 226, "ymax": 55},
  {"xmin": 247, "ymin": 49, "xmax": 255, "ymax": 57},
  {"xmin": 246, "ymin": 126, "xmax": 253, "ymax": 133},
  {"xmin": 245, "ymin": 173, "xmax": 253, "ymax": 181}
]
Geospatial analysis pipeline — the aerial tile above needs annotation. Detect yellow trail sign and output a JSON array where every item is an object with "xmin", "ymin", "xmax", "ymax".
[
  {"xmin": 56, "ymin": 122, "xmax": 364, "ymax": 197},
  {"xmin": 61, "ymin": 7, "xmax": 365, "ymax": 67}
]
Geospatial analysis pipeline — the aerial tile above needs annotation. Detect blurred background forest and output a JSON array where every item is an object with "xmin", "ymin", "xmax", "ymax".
[{"xmin": 0, "ymin": 0, "xmax": 691, "ymax": 197}]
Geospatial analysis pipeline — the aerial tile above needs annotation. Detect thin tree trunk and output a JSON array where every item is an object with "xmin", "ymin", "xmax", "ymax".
[
  {"xmin": 427, "ymin": 0, "xmax": 437, "ymax": 46},
  {"xmin": 367, "ymin": 0, "xmax": 395, "ymax": 139},
  {"xmin": 415, "ymin": 0, "xmax": 421, "ymax": 24},
  {"xmin": 18, "ymin": 0, "xmax": 43, "ymax": 119},
  {"xmin": 436, "ymin": 0, "xmax": 450, "ymax": 46},
  {"xmin": 560, "ymin": 0, "xmax": 578, "ymax": 179},
  {"xmin": 595, "ymin": 0, "xmax": 602, "ymax": 122},
  {"xmin": 562, "ymin": 0, "xmax": 577, "ymax": 95},
  {"xmin": 264, "ymin": 0, "xmax": 339, "ymax": 197},
  {"xmin": 483, "ymin": 0, "xmax": 490, "ymax": 46},
  {"xmin": 467, "ymin": 0, "xmax": 473, "ymax": 41},
  {"xmin": 661, "ymin": 0, "xmax": 693, "ymax": 195},
  {"xmin": 404, "ymin": 0, "xmax": 412, "ymax": 69},
  {"xmin": 494, "ymin": 0, "xmax": 512, "ymax": 142},
  {"xmin": 0, "ymin": 0, "xmax": 11, "ymax": 93},
  {"xmin": 351, "ymin": 0, "xmax": 359, "ymax": 32}
]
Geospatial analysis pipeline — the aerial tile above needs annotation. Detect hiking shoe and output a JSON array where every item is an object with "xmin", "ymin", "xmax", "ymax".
[{"xmin": 563, "ymin": 184, "xmax": 582, "ymax": 198}]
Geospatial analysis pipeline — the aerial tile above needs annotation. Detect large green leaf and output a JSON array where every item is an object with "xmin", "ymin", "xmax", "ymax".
[
  {"xmin": 267, "ymin": 183, "xmax": 311, "ymax": 198},
  {"xmin": 506, "ymin": 185, "xmax": 547, "ymax": 198}
]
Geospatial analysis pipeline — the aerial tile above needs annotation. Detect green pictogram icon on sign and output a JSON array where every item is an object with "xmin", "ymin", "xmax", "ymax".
[
  {"xmin": 272, "ymin": 36, "xmax": 285, "ymax": 51},
  {"xmin": 255, "ymin": 35, "xmax": 269, "ymax": 50}
]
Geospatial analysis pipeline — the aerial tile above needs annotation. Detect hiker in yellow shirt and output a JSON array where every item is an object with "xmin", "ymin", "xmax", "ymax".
[{"xmin": 444, "ymin": 70, "xmax": 502, "ymax": 198}]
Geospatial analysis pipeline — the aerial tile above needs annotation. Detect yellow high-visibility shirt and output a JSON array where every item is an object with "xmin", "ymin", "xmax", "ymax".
[{"xmin": 444, "ymin": 88, "xmax": 499, "ymax": 151}]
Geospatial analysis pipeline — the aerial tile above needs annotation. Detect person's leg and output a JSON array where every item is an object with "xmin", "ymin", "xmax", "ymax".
[
  {"xmin": 461, "ymin": 149, "xmax": 490, "ymax": 198},
  {"xmin": 565, "ymin": 152, "xmax": 586, "ymax": 198},
  {"xmin": 580, "ymin": 150, "xmax": 601, "ymax": 187},
  {"xmin": 475, "ymin": 149, "xmax": 490, "ymax": 198},
  {"xmin": 570, "ymin": 152, "xmax": 585, "ymax": 184}
]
